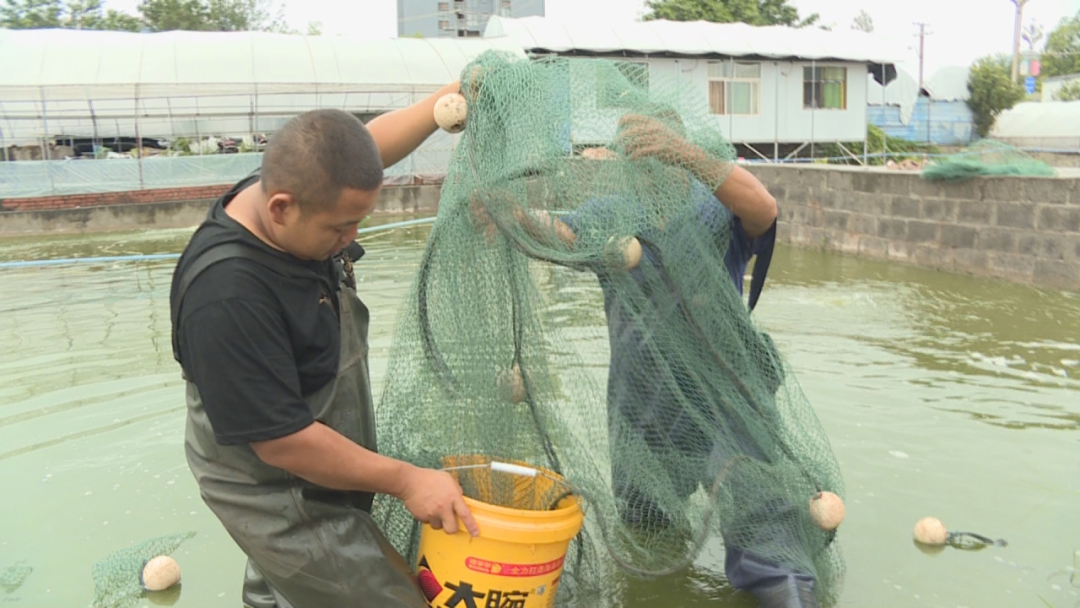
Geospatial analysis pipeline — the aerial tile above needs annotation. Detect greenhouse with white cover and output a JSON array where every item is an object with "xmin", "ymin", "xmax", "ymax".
[
  {"xmin": 0, "ymin": 28, "xmax": 525, "ymax": 197},
  {"xmin": 992, "ymin": 101, "xmax": 1080, "ymax": 151}
]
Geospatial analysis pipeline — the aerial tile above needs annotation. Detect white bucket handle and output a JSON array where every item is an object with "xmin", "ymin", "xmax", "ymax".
[{"xmin": 490, "ymin": 461, "xmax": 538, "ymax": 478}]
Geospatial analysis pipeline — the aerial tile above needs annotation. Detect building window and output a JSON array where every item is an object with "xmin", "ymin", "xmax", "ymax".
[
  {"xmin": 598, "ymin": 61, "xmax": 649, "ymax": 108},
  {"xmin": 803, "ymin": 66, "xmax": 847, "ymax": 109},
  {"xmin": 438, "ymin": 2, "xmax": 449, "ymax": 11},
  {"xmin": 438, "ymin": 19, "xmax": 450, "ymax": 30},
  {"xmin": 707, "ymin": 61, "xmax": 761, "ymax": 115}
]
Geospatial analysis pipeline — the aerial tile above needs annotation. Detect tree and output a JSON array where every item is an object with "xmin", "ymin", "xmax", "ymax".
[
  {"xmin": 1042, "ymin": 11, "xmax": 1080, "ymax": 79},
  {"xmin": 1, "ymin": 0, "xmax": 63, "ymax": 28},
  {"xmin": 305, "ymin": 20, "xmax": 320, "ymax": 35},
  {"xmin": 1053, "ymin": 80, "xmax": 1080, "ymax": 101},
  {"xmin": 205, "ymin": 0, "xmax": 288, "ymax": 32},
  {"xmin": 3, "ymin": 0, "xmax": 299, "ymax": 33},
  {"xmin": 67, "ymin": 0, "xmax": 141, "ymax": 30},
  {"xmin": 642, "ymin": 0, "xmax": 819, "ymax": 28},
  {"xmin": 94, "ymin": 7, "xmax": 142, "ymax": 30},
  {"xmin": 136, "ymin": 0, "xmax": 290, "ymax": 32},
  {"xmin": 1, "ymin": 0, "xmax": 140, "ymax": 30},
  {"xmin": 137, "ymin": 0, "xmax": 208, "ymax": 31},
  {"xmin": 967, "ymin": 56, "xmax": 1025, "ymax": 138},
  {"xmin": 851, "ymin": 9, "xmax": 873, "ymax": 33}
]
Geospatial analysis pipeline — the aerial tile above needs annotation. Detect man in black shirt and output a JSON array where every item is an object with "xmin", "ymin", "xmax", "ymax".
[{"xmin": 170, "ymin": 83, "xmax": 477, "ymax": 608}]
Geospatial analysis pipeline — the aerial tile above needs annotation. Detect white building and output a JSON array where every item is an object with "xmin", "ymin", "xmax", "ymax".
[{"xmin": 483, "ymin": 16, "xmax": 901, "ymax": 159}]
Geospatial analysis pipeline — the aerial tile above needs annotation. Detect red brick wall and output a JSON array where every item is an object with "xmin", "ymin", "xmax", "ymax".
[
  {"xmin": 0, "ymin": 185, "xmax": 234, "ymax": 212},
  {"xmin": 0, "ymin": 175, "xmax": 446, "ymax": 213}
]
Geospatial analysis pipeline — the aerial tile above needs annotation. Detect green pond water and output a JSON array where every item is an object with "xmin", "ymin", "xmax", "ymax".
[{"xmin": 1, "ymin": 219, "xmax": 1078, "ymax": 608}]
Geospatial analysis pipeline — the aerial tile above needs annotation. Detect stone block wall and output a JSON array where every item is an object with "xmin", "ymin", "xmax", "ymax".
[{"xmin": 745, "ymin": 165, "xmax": 1080, "ymax": 290}]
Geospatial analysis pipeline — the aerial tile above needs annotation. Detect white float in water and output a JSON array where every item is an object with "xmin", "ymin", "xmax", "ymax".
[
  {"xmin": 913, "ymin": 516, "xmax": 949, "ymax": 546},
  {"xmin": 141, "ymin": 555, "xmax": 181, "ymax": 592}
]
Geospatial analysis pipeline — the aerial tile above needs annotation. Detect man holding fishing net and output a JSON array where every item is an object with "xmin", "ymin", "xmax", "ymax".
[
  {"xmin": 463, "ymin": 67, "xmax": 841, "ymax": 606},
  {"xmin": 169, "ymin": 84, "xmax": 478, "ymax": 608}
]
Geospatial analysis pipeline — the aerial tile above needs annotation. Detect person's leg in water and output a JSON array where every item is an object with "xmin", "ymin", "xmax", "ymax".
[
  {"xmin": 716, "ymin": 486, "xmax": 819, "ymax": 608},
  {"xmin": 606, "ymin": 333, "xmax": 821, "ymax": 607},
  {"xmin": 701, "ymin": 408, "xmax": 821, "ymax": 608},
  {"xmin": 608, "ymin": 348, "xmax": 715, "ymax": 533},
  {"xmin": 604, "ymin": 299, "xmax": 664, "ymax": 530},
  {"xmin": 664, "ymin": 323, "xmax": 821, "ymax": 608},
  {"xmin": 609, "ymin": 381, "xmax": 681, "ymax": 530}
]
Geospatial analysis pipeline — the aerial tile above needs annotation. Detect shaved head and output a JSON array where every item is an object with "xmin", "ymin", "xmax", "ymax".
[{"xmin": 261, "ymin": 109, "xmax": 384, "ymax": 212}]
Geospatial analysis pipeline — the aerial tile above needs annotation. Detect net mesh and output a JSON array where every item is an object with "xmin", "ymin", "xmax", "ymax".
[
  {"xmin": 0, "ymin": 562, "xmax": 32, "ymax": 595},
  {"xmin": 921, "ymin": 140, "xmax": 1057, "ymax": 181},
  {"xmin": 373, "ymin": 51, "xmax": 845, "ymax": 605},
  {"xmin": 90, "ymin": 532, "xmax": 194, "ymax": 608}
]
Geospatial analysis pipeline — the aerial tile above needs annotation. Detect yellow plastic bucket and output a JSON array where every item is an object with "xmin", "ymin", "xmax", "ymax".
[{"xmin": 416, "ymin": 456, "xmax": 584, "ymax": 608}]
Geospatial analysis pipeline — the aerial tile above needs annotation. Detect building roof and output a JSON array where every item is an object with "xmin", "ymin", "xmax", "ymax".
[
  {"xmin": 867, "ymin": 68, "xmax": 920, "ymax": 124},
  {"xmin": 0, "ymin": 28, "xmax": 525, "ymax": 101},
  {"xmin": 922, "ymin": 66, "xmax": 970, "ymax": 102},
  {"xmin": 483, "ymin": 15, "xmax": 902, "ymax": 66}
]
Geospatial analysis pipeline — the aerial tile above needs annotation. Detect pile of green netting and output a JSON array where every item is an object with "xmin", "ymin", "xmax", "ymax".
[
  {"xmin": 372, "ymin": 51, "xmax": 845, "ymax": 606},
  {"xmin": 0, "ymin": 561, "xmax": 32, "ymax": 596},
  {"xmin": 90, "ymin": 532, "xmax": 194, "ymax": 608},
  {"xmin": 921, "ymin": 140, "xmax": 1057, "ymax": 181}
]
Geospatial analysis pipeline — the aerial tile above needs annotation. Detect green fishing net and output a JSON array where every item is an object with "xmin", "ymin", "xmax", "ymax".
[
  {"xmin": 372, "ymin": 51, "xmax": 845, "ymax": 606},
  {"xmin": 0, "ymin": 561, "xmax": 32, "ymax": 595},
  {"xmin": 90, "ymin": 532, "xmax": 194, "ymax": 608},
  {"xmin": 921, "ymin": 140, "xmax": 1057, "ymax": 181}
]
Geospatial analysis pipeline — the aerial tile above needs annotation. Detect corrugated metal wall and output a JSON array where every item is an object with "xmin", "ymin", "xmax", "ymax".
[{"xmin": 869, "ymin": 98, "xmax": 974, "ymax": 146}]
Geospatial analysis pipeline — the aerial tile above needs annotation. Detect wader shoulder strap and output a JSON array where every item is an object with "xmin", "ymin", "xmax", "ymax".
[
  {"xmin": 748, "ymin": 219, "xmax": 776, "ymax": 312},
  {"xmin": 170, "ymin": 243, "xmax": 318, "ymax": 363}
]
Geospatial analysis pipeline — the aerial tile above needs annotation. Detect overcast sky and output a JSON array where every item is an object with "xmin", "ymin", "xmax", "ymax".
[{"xmin": 103, "ymin": 0, "xmax": 1080, "ymax": 77}]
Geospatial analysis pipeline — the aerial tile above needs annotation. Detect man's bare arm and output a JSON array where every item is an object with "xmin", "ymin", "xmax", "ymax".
[
  {"xmin": 471, "ymin": 193, "xmax": 578, "ymax": 247},
  {"xmin": 687, "ymin": 156, "xmax": 778, "ymax": 237},
  {"xmin": 367, "ymin": 82, "xmax": 461, "ymax": 170},
  {"xmin": 617, "ymin": 115, "xmax": 778, "ymax": 238},
  {"xmin": 251, "ymin": 422, "xmax": 479, "ymax": 536}
]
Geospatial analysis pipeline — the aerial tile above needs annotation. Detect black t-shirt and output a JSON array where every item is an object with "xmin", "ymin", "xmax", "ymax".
[{"xmin": 170, "ymin": 174, "xmax": 361, "ymax": 446}]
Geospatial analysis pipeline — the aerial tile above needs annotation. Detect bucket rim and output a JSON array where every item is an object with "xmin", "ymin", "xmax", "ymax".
[{"xmin": 460, "ymin": 492, "xmax": 583, "ymax": 520}]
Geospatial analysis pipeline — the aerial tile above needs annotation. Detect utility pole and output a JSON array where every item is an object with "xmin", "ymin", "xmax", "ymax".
[
  {"xmin": 1010, "ymin": 0, "xmax": 1031, "ymax": 82},
  {"xmin": 913, "ymin": 22, "xmax": 931, "ymax": 90}
]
